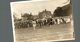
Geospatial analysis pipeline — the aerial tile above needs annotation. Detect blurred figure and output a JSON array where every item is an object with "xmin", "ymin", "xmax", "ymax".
[{"xmin": 32, "ymin": 20, "xmax": 36, "ymax": 30}]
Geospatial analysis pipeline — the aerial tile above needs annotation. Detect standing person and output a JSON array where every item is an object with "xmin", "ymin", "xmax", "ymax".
[
  {"xmin": 38, "ymin": 19, "xmax": 42, "ymax": 27},
  {"xmin": 57, "ymin": 18, "xmax": 60, "ymax": 24},
  {"xmin": 49, "ymin": 18, "xmax": 53, "ymax": 27},
  {"xmin": 32, "ymin": 20, "xmax": 36, "ymax": 30}
]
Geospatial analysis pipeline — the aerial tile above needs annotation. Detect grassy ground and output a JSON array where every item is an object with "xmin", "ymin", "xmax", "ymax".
[{"xmin": 15, "ymin": 22, "xmax": 74, "ymax": 42}]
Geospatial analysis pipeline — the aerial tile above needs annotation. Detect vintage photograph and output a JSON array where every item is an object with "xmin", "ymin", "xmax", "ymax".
[{"xmin": 10, "ymin": 0, "xmax": 75, "ymax": 42}]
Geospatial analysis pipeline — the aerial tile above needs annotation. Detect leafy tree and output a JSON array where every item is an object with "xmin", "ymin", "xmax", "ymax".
[
  {"xmin": 21, "ymin": 13, "xmax": 33, "ymax": 20},
  {"xmin": 53, "ymin": 3, "xmax": 72, "ymax": 17}
]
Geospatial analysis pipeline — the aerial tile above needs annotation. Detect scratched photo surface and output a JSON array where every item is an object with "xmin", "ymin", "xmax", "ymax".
[{"xmin": 10, "ymin": 0, "xmax": 75, "ymax": 42}]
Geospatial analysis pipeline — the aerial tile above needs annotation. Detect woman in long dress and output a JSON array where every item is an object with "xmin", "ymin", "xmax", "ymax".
[{"xmin": 32, "ymin": 20, "xmax": 36, "ymax": 30}]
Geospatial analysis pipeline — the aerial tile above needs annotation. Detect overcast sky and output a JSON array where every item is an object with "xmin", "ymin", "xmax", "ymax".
[{"xmin": 10, "ymin": 0, "xmax": 70, "ymax": 19}]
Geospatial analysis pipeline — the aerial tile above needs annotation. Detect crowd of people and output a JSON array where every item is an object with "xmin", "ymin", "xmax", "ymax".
[{"xmin": 14, "ymin": 16, "xmax": 71, "ymax": 30}]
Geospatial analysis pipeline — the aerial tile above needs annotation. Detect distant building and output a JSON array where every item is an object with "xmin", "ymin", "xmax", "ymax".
[{"xmin": 38, "ymin": 9, "xmax": 52, "ymax": 19}]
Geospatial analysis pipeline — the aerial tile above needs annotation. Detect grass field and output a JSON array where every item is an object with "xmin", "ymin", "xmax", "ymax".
[{"xmin": 14, "ymin": 22, "xmax": 74, "ymax": 42}]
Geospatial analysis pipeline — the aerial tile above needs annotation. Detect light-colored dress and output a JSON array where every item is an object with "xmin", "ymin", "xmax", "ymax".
[{"xmin": 32, "ymin": 21, "xmax": 36, "ymax": 27}]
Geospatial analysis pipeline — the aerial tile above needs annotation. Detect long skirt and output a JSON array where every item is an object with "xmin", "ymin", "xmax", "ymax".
[{"xmin": 33, "ymin": 24, "xmax": 36, "ymax": 30}]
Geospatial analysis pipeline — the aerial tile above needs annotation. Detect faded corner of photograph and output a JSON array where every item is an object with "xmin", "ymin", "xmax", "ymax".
[{"xmin": 10, "ymin": 0, "xmax": 75, "ymax": 42}]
